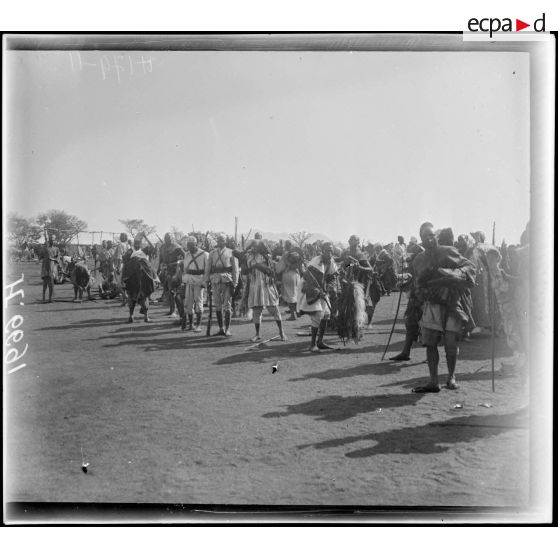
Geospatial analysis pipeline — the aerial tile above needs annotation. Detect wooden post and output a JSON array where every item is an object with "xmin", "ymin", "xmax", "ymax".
[
  {"xmin": 490, "ymin": 221, "xmax": 496, "ymax": 392},
  {"xmin": 234, "ymin": 217, "xmax": 238, "ymax": 245},
  {"xmin": 491, "ymin": 288, "xmax": 496, "ymax": 392}
]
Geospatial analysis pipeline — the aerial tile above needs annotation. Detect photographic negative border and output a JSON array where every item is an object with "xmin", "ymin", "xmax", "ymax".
[{"xmin": 2, "ymin": 31, "xmax": 554, "ymax": 525}]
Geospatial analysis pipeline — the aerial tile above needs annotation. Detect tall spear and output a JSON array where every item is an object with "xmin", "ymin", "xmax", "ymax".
[{"xmin": 490, "ymin": 221, "xmax": 496, "ymax": 392}]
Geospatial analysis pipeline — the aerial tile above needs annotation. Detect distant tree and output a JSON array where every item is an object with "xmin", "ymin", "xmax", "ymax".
[
  {"xmin": 36, "ymin": 209, "xmax": 87, "ymax": 245},
  {"xmin": 118, "ymin": 218, "xmax": 157, "ymax": 239},
  {"xmin": 7, "ymin": 212, "xmax": 43, "ymax": 249},
  {"xmin": 289, "ymin": 231, "xmax": 313, "ymax": 249}
]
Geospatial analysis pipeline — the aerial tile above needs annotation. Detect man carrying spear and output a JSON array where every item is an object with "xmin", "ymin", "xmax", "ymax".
[{"xmin": 297, "ymin": 242, "xmax": 338, "ymax": 352}]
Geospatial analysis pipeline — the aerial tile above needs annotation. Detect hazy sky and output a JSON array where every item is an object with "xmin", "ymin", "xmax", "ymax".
[{"xmin": 6, "ymin": 49, "xmax": 530, "ymax": 244}]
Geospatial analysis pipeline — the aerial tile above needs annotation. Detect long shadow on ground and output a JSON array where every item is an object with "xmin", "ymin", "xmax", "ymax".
[
  {"xmin": 297, "ymin": 409, "xmax": 528, "ymax": 457},
  {"xmin": 289, "ymin": 359, "xmax": 425, "ymax": 382},
  {"xmin": 263, "ymin": 392, "xmax": 425, "ymax": 422},
  {"xmin": 97, "ymin": 334, "xmax": 241, "ymax": 351},
  {"xmin": 214, "ymin": 339, "xmax": 406, "ymax": 365},
  {"xmin": 36, "ymin": 317, "xmax": 128, "ymax": 330},
  {"xmin": 379, "ymin": 366, "xmax": 515, "ymax": 390}
]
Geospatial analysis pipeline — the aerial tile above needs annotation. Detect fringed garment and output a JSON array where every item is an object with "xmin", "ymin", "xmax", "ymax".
[{"xmin": 336, "ymin": 261, "xmax": 367, "ymax": 343}]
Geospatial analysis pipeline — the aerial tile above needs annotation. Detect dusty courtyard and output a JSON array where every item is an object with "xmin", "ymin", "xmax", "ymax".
[{"xmin": 5, "ymin": 261, "xmax": 529, "ymax": 508}]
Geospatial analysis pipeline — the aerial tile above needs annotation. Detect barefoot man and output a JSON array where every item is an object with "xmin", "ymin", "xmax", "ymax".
[
  {"xmin": 246, "ymin": 240, "xmax": 287, "ymax": 342},
  {"xmin": 411, "ymin": 222, "xmax": 476, "ymax": 392}
]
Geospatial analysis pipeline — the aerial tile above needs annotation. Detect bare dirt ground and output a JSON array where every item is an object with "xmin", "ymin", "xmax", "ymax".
[{"xmin": 5, "ymin": 262, "xmax": 529, "ymax": 507}]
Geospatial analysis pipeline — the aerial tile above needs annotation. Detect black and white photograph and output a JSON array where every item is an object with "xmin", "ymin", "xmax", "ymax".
[{"xmin": 3, "ymin": 33, "xmax": 554, "ymax": 524}]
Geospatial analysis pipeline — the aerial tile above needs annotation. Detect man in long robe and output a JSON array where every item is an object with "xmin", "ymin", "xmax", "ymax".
[
  {"xmin": 275, "ymin": 240, "xmax": 303, "ymax": 321},
  {"xmin": 411, "ymin": 222, "xmax": 476, "ymax": 393},
  {"xmin": 374, "ymin": 244, "xmax": 397, "ymax": 295},
  {"xmin": 392, "ymin": 236, "xmax": 407, "ymax": 275},
  {"xmin": 122, "ymin": 237, "xmax": 158, "ymax": 323}
]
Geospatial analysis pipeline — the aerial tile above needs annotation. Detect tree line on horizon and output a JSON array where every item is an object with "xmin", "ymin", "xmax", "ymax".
[{"xmin": 8, "ymin": 210, "xmax": 322, "ymax": 254}]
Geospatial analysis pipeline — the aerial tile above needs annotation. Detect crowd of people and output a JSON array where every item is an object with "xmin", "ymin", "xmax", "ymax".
[{"xmin": 35, "ymin": 222, "xmax": 530, "ymax": 393}]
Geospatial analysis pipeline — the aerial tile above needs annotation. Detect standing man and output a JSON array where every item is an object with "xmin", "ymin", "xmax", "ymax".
[
  {"xmin": 231, "ymin": 241, "xmax": 250, "ymax": 319},
  {"xmin": 205, "ymin": 235, "xmax": 238, "ymax": 336},
  {"xmin": 40, "ymin": 236, "xmax": 60, "ymax": 303},
  {"xmin": 98, "ymin": 240, "xmax": 110, "ymax": 280},
  {"xmin": 175, "ymin": 236, "xmax": 209, "ymax": 332},
  {"xmin": 297, "ymin": 242, "xmax": 338, "ymax": 352},
  {"xmin": 342, "ymin": 235, "xmax": 374, "ymax": 277},
  {"xmin": 122, "ymin": 235, "xmax": 158, "ymax": 323},
  {"xmin": 411, "ymin": 222, "xmax": 476, "ymax": 393},
  {"xmin": 393, "ymin": 236, "xmax": 407, "ymax": 275},
  {"xmin": 389, "ymin": 243, "xmax": 425, "ymax": 361},
  {"xmin": 112, "ymin": 233, "xmax": 130, "ymax": 305},
  {"xmin": 275, "ymin": 240, "xmax": 303, "ymax": 320},
  {"xmin": 246, "ymin": 241, "xmax": 287, "ymax": 342},
  {"xmin": 158, "ymin": 232, "xmax": 185, "ymax": 318},
  {"xmin": 465, "ymin": 231, "xmax": 491, "ymax": 333},
  {"xmin": 341, "ymin": 234, "xmax": 375, "ymax": 332}
]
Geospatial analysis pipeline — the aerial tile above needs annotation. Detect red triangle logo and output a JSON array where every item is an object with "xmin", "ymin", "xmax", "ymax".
[{"xmin": 516, "ymin": 19, "xmax": 530, "ymax": 31}]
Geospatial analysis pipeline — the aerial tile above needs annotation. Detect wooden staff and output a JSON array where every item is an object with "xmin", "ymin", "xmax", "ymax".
[
  {"xmin": 381, "ymin": 252, "xmax": 406, "ymax": 361},
  {"xmin": 206, "ymin": 282, "xmax": 213, "ymax": 336}
]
